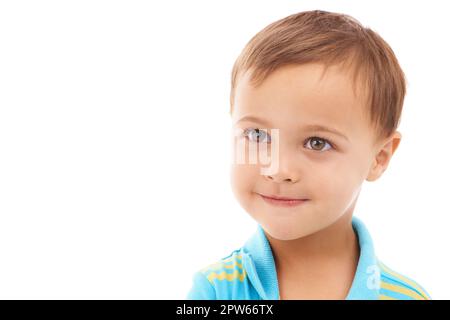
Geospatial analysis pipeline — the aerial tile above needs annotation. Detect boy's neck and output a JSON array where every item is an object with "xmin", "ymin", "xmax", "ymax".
[{"xmin": 264, "ymin": 209, "xmax": 359, "ymax": 273}]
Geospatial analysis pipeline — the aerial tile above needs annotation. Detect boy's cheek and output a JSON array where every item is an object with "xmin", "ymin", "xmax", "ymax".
[
  {"xmin": 230, "ymin": 165, "xmax": 263, "ymax": 206},
  {"xmin": 230, "ymin": 165, "xmax": 258, "ymax": 189}
]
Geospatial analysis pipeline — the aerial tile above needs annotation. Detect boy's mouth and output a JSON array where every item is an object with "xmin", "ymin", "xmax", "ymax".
[{"xmin": 258, "ymin": 193, "xmax": 309, "ymax": 207}]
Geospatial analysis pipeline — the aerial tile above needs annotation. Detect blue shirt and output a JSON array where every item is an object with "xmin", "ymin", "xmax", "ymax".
[{"xmin": 187, "ymin": 216, "xmax": 431, "ymax": 300}]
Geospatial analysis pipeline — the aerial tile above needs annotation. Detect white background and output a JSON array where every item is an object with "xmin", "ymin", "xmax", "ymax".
[{"xmin": 0, "ymin": 0, "xmax": 448, "ymax": 299}]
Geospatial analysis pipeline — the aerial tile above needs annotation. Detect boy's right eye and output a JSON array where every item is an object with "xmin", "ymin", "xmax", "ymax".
[{"xmin": 243, "ymin": 128, "xmax": 271, "ymax": 143}]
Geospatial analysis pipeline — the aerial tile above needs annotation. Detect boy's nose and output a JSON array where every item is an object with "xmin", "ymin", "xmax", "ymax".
[
  {"xmin": 266, "ymin": 176, "xmax": 293, "ymax": 183},
  {"xmin": 265, "ymin": 175, "xmax": 298, "ymax": 183},
  {"xmin": 264, "ymin": 161, "xmax": 301, "ymax": 184},
  {"xmin": 261, "ymin": 131, "xmax": 302, "ymax": 184}
]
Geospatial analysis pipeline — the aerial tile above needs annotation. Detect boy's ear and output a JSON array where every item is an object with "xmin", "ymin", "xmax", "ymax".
[{"xmin": 366, "ymin": 131, "xmax": 402, "ymax": 182}]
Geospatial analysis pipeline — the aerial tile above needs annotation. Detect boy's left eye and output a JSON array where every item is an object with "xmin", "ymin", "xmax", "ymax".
[
  {"xmin": 243, "ymin": 128, "xmax": 271, "ymax": 143},
  {"xmin": 304, "ymin": 137, "xmax": 333, "ymax": 152}
]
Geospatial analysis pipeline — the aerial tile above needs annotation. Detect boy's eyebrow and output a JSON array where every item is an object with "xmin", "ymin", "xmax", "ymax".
[
  {"xmin": 234, "ymin": 115, "xmax": 271, "ymax": 127},
  {"xmin": 235, "ymin": 115, "xmax": 349, "ymax": 141},
  {"xmin": 302, "ymin": 124, "xmax": 349, "ymax": 141}
]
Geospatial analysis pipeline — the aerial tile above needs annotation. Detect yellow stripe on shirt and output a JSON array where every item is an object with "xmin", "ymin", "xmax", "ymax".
[
  {"xmin": 206, "ymin": 268, "xmax": 247, "ymax": 283},
  {"xmin": 380, "ymin": 281, "xmax": 426, "ymax": 300},
  {"xmin": 378, "ymin": 261, "xmax": 430, "ymax": 299}
]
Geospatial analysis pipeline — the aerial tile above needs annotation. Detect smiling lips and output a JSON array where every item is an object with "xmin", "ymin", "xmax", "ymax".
[{"xmin": 258, "ymin": 193, "xmax": 309, "ymax": 207}]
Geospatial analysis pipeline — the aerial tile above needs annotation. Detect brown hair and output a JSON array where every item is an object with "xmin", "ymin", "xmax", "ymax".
[{"xmin": 230, "ymin": 10, "xmax": 406, "ymax": 143}]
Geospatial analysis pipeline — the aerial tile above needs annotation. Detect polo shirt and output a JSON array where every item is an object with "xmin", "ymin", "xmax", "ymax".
[{"xmin": 186, "ymin": 216, "xmax": 431, "ymax": 300}]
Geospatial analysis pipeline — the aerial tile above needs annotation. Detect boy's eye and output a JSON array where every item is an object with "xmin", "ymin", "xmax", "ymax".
[
  {"xmin": 305, "ymin": 137, "xmax": 333, "ymax": 152},
  {"xmin": 243, "ymin": 128, "xmax": 271, "ymax": 143},
  {"xmin": 242, "ymin": 129, "xmax": 333, "ymax": 152}
]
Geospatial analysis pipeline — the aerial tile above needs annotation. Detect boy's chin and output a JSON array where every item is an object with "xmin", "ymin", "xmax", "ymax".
[{"xmin": 260, "ymin": 219, "xmax": 316, "ymax": 241}]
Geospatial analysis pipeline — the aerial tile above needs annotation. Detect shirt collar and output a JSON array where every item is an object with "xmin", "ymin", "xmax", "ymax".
[{"xmin": 241, "ymin": 215, "xmax": 381, "ymax": 300}]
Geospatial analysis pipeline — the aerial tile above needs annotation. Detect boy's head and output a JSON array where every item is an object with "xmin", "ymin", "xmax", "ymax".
[{"xmin": 229, "ymin": 10, "xmax": 404, "ymax": 240}]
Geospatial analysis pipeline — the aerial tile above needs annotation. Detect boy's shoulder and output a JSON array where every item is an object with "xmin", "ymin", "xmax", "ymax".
[
  {"xmin": 376, "ymin": 259, "xmax": 431, "ymax": 300},
  {"xmin": 186, "ymin": 248, "xmax": 257, "ymax": 300},
  {"xmin": 198, "ymin": 249, "xmax": 247, "ymax": 282},
  {"xmin": 353, "ymin": 216, "xmax": 431, "ymax": 300}
]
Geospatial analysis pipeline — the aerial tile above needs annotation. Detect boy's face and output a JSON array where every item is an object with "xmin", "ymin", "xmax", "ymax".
[{"xmin": 230, "ymin": 63, "xmax": 401, "ymax": 241}]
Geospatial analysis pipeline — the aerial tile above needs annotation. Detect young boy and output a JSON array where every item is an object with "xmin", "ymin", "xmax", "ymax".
[{"xmin": 187, "ymin": 10, "xmax": 431, "ymax": 300}]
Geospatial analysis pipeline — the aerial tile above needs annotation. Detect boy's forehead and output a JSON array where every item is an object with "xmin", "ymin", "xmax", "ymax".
[{"xmin": 233, "ymin": 63, "xmax": 368, "ymax": 131}]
